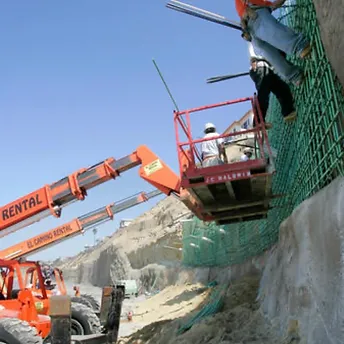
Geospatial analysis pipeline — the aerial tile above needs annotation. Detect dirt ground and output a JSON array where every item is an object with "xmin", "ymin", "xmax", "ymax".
[
  {"xmin": 67, "ymin": 277, "xmax": 299, "ymax": 344},
  {"xmin": 117, "ymin": 276, "xmax": 295, "ymax": 344}
]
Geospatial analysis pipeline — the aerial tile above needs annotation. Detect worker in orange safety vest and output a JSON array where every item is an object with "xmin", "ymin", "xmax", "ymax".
[{"xmin": 235, "ymin": 0, "xmax": 311, "ymax": 86}]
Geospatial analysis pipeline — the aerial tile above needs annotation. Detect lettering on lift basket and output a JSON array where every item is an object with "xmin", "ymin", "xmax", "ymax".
[
  {"xmin": 26, "ymin": 224, "xmax": 73, "ymax": 249},
  {"xmin": 2, "ymin": 194, "xmax": 43, "ymax": 221},
  {"xmin": 205, "ymin": 171, "xmax": 251, "ymax": 184}
]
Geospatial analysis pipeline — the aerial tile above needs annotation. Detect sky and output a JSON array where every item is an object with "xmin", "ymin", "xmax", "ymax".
[{"xmin": 0, "ymin": 1, "xmax": 255, "ymax": 261}]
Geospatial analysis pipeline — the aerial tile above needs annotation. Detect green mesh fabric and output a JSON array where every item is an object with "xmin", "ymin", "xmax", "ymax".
[
  {"xmin": 177, "ymin": 283, "xmax": 228, "ymax": 334},
  {"xmin": 182, "ymin": 0, "xmax": 344, "ymax": 267}
]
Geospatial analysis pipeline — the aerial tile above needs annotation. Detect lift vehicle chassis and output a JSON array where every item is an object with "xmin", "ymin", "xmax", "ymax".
[{"xmin": 50, "ymin": 285, "xmax": 125, "ymax": 344}]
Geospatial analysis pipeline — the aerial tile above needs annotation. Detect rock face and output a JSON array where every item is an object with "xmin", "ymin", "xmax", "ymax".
[
  {"xmin": 258, "ymin": 176, "xmax": 344, "ymax": 343},
  {"xmin": 313, "ymin": 0, "xmax": 344, "ymax": 88},
  {"xmin": 58, "ymin": 196, "xmax": 193, "ymax": 290}
]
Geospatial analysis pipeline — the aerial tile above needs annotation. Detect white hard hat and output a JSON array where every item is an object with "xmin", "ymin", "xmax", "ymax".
[
  {"xmin": 244, "ymin": 147, "xmax": 253, "ymax": 154},
  {"xmin": 204, "ymin": 122, "xmax": 216, "ymax": 131}
]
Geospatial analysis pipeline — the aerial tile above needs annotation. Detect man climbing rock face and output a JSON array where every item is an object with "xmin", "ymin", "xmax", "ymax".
[
  {"xmin": 248, "ymin": 43, "xmax": 296, "ymax": 126},
  {"xmin": 235, "ymin": 0, "xmax": 311, "ymax": 86}
]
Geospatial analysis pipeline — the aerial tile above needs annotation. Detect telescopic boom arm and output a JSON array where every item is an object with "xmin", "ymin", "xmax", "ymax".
[
  {"xmin": 0, "ymin": 190, "xmax": 162, "ymax": 260},
  {"xmin": 0, "ymin": 145, "xmax": 180, "ymax": 239}
]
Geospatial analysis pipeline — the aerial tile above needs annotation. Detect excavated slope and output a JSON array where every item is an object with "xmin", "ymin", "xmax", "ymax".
[{"xmin": 58, "ymin": 196, "xmax": 192, "ymax": 289}]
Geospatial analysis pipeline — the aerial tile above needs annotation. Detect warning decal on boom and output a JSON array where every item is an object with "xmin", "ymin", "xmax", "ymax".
[{"xmin": 143, "ymin": 159, "xmax": 163, "ymax": 176}]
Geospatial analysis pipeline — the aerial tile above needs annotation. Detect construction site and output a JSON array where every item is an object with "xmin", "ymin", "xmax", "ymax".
[{"xmin": 0, "ymin": 0, "xmax": 343, "ymax": 343}]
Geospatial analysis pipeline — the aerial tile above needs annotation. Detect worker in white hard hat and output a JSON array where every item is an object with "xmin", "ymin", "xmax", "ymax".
[
  {"xmin": 241, "ymin": 147, "xmax": 253, "ymax": 161},
  {"xmin": 201, "ymin": 123, "xmax": 227, "ymax": 167}
]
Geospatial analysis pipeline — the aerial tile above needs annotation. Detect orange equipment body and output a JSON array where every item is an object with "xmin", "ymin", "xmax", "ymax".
[
  {"xmin": 73, "ymin": 285, "xmax": 81, "ymax": 297},
  {"xmin": 127, "ymin": 311, "xmax": 133, "ymax": 321},
  {"xmin": 0, "ymin": 145, "xmax": 183, "ymax": 239},
  {"xmin": 0, "ymin": 259, "xmax": 51, "ymax": 339},
  {"xmin": 174, "ymin": 94, "xmax": 279, "ymax": 225},
  {"xmin": 0, "ymin": 190, "xmax": 162, "ymax": 260},
  {"xmin": 24, "ymin": 266, "xmax": 63, "ymax": 303},
  {"xmin": 0, "ymin": 259, "xmax": 84, "ymax": 338}
]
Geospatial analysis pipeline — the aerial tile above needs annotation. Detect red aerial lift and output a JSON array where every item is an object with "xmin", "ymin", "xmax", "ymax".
[{"xmin": 174, "ymin": 94, "xmax": 278, "ymax": 225}]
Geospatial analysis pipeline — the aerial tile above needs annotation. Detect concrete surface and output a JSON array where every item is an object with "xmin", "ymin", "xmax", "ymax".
[
  {"xmin": 259, "ymin": 176, "xmax": 344, "ymax": 343},
  {"xmin": 313, "ymin": 0, "xmax": 344, "ymax": 89}
]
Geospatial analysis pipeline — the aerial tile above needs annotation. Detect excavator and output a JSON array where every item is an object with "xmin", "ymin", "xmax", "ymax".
[
  {"xmin": 0, "ymin": 190, "xmax": 162, "ymax": 317},
  {"xmin": 0, "ymin": 145, "xmax": 196, "ymax": 343}
]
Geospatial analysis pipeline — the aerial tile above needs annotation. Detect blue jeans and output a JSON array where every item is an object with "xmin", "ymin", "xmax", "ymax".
[{"xmin": 248, "ymin": 8, "xmax": 309, "ymax": 83}]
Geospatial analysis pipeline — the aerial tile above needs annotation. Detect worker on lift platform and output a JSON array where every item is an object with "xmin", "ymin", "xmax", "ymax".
[
  {"xmin": 201, "ymin": 123, "xmax": 227, "ymax": 167},
  {"xmin": 248, "ymin": 43, "xmax": 296, "ymax": 127},
  {"xmin": 236, "ymin": 0, "xmax": 311, "ymax": 86},
  {"xmin": 241, "ymin": 147, "xmax": 253, "ymax": 161}
]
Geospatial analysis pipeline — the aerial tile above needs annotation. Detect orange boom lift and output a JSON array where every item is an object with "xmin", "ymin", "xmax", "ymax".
[
  {"xmin": 0, "ymin": 190, "xmax": 162, "ymax": 261},
  {"xmin": 0, "ymin": 190, "xmax": 162, "ymax": 315},
  {"xmin": 0, "ymin": 190, "xmax": 164, "ymax": 339},
  {"xmin": 0, "ymin": 144, "xmax": 195, "ymax": 240},
  {"xmin": 0, "ymin": 145, "xmax": 201, "ymax": 341}
]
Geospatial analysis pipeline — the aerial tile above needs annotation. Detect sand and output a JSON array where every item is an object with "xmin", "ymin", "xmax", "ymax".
[{"xmin": 117, "ymin": 276, "xmax": 293, "ymax": 344}]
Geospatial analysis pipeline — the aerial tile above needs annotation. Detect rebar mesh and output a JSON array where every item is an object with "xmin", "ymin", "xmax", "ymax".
[{"xmin": 182, "ymin": 0, "xmax": 344, "ymax": 267}]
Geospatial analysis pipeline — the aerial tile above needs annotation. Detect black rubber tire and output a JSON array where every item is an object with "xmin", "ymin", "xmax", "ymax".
[
  {"xmin": 71, "ymin": 295, "xmax": 93, "ymax": 309},
  {"xmin": 71, "ymin": 302, "xmax": 101, "ymax": 336},
  {"xmin": 80, "ymin": 294, "xmax": 100, "ymax": 312},
  {"xmin": 0, "ymin": 318, "xmax": 42, "ymax": 344}
]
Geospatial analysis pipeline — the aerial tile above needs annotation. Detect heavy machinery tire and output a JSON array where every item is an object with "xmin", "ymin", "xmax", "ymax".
[
  {"xmin": 71, "ymin": 295, "xmax": 93, "ymax": 309},
  {"xmin": 0, "ymin": 318, "xmax": 42, "ymax": 344},
  {"xmin": 71, "ymin": 302, "xmax": 101, "ymax": 336},
  {"xmin": 80, "ymin": 294, "xmax": 100, "ymax": 312}
]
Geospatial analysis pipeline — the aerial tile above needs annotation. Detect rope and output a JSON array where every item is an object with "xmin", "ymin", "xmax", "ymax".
[{"xmin": 152, "ymin": 59, "xmax": 180, "ymax": 112}]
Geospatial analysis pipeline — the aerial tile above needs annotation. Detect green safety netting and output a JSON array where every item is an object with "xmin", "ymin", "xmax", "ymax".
[
  {"xmin": 182, "ymin": 0, "xmax": 344, "ymax": 267},
  {"xmin": 177, "ymin": 282, "xmax": 228, "ymax": 334}
]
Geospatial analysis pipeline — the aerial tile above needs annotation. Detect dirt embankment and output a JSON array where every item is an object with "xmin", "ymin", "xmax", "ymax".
[
  {"xmin": 118, "ymin": 276, "xmax": 294, "ymax": 344},
  {"xmin": 57, "ymin": 196, "xmax": 192, "ymax": 290}
]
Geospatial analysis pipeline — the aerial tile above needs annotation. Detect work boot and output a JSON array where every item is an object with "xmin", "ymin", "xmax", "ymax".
[
  {"xmin": 300, "ymin": 44, "xmax": 312, "ymax": 59},
  {"xmin": 284, "ymin": 111, "xmax": 297, "ymax": 123}
]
